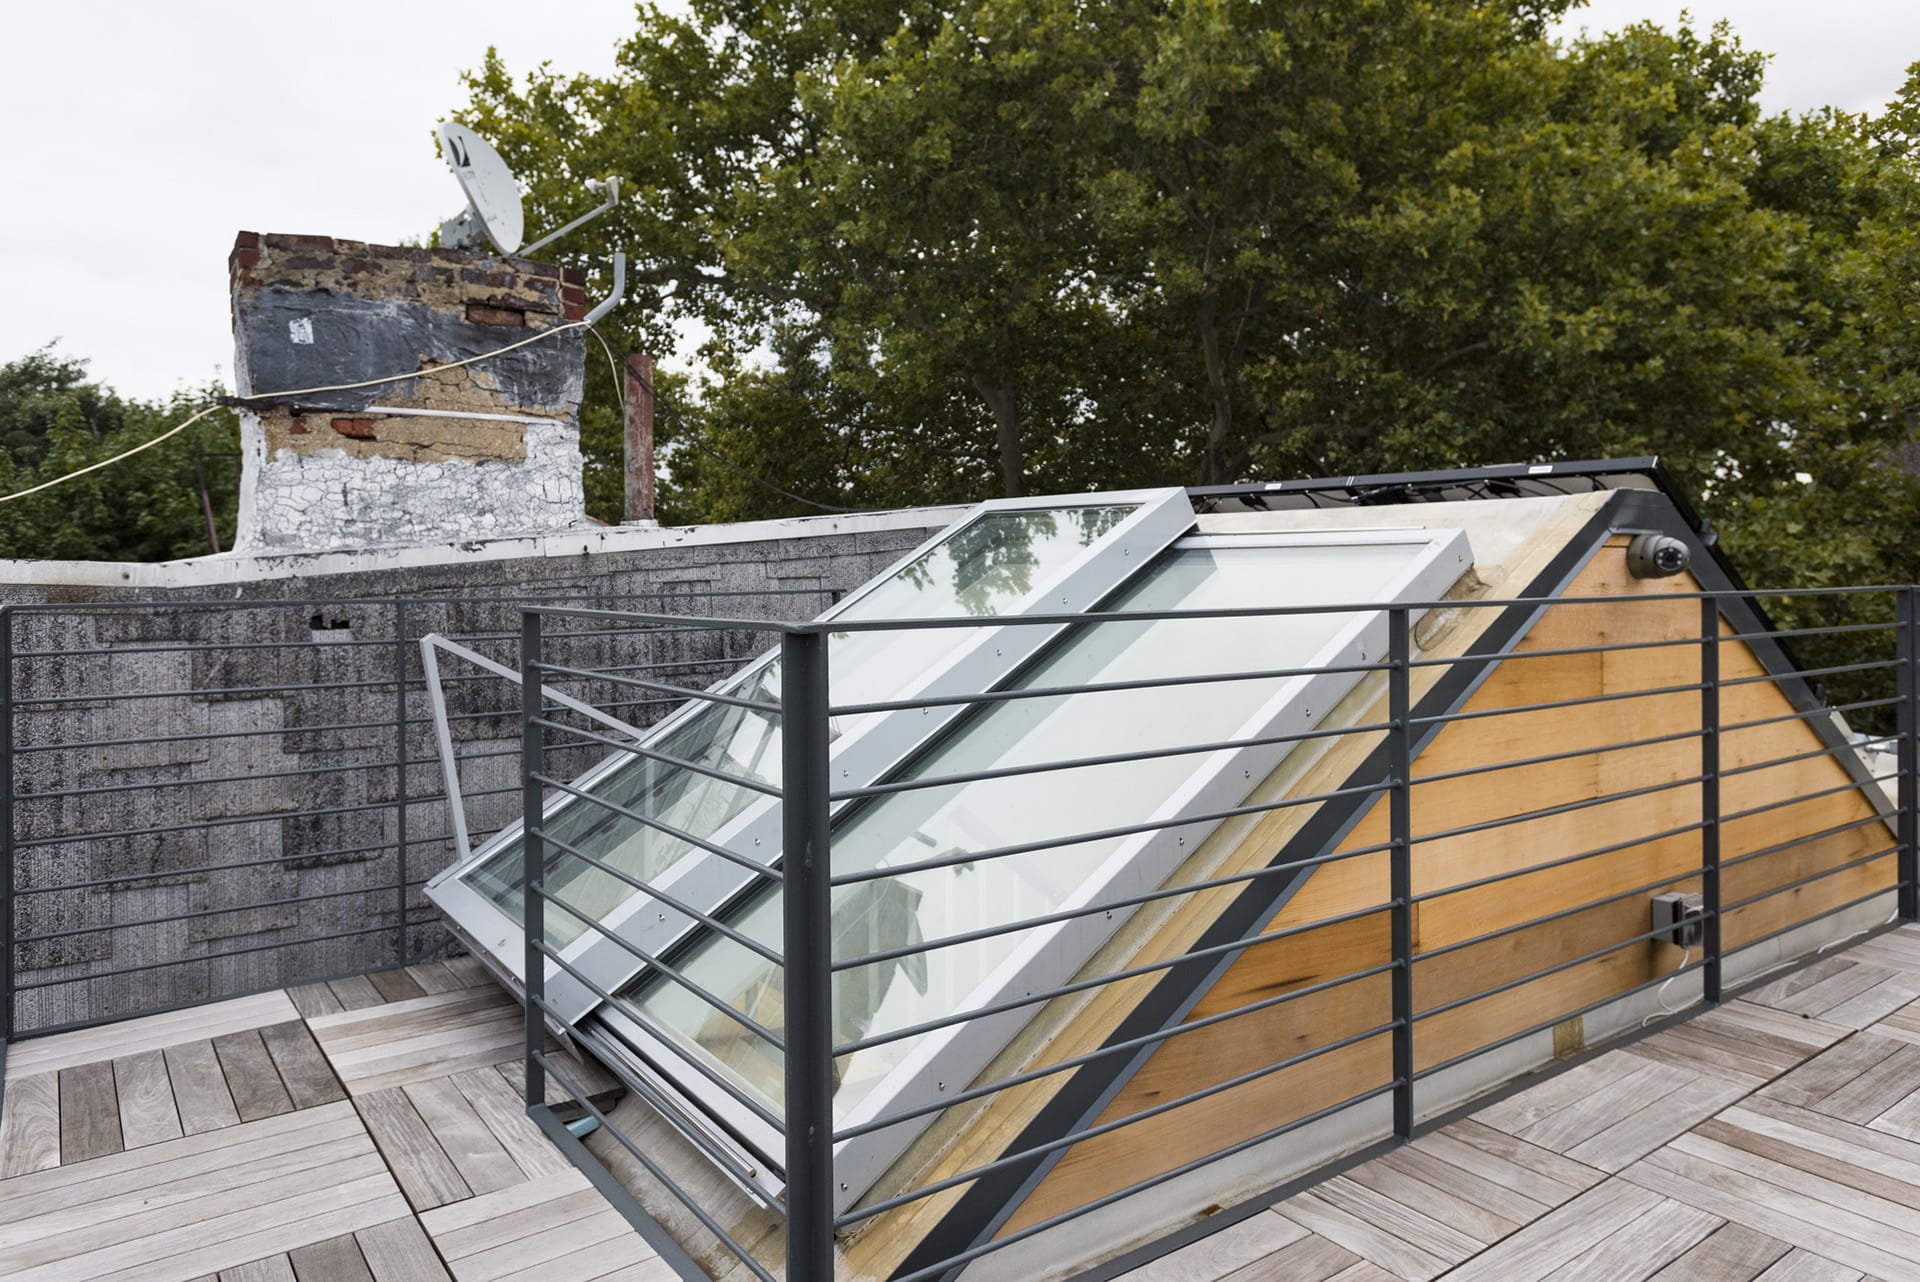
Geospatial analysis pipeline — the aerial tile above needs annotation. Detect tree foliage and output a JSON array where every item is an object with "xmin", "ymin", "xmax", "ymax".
[
  {"xmin": 0, "ymin": 348, "xmax": 239, "ymax": 562},
  {"xmin": 456, "ymin": 2, "xmax": 1920, "ymax": 573}
]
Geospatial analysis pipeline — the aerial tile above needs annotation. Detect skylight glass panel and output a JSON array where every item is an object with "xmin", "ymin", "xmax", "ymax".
[
  {"xmin": 615, "ymin": 537, "xmax": 1448, "ymax": 1125},
  {"xmin": 450, "ymin": 504, "xmax": 1147, "ymax": 948}
]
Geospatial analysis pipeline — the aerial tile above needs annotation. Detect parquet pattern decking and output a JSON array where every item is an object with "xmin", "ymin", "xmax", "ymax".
[
  {"xmin": 1119, "ymin": 923, "xmax": 1920, "ymax": 1282},
  {"xmin": 0, "ymin": 958, "xmax": 659, "ymax": 1282}
]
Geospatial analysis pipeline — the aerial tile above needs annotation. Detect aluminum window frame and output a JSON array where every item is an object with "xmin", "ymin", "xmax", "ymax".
[
  {"xmin": 425, "ymin": 488, "xmax": 1197, "ymax": 1023},
  {"xmin": 591, "ymin": 524, "xmax": 1474, "ymax": 1212}
]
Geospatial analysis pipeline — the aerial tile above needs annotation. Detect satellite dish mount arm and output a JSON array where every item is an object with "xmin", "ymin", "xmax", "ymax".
[{"xmin": 521, "ymin": 177, "xmax": 621, "ymax": 258}]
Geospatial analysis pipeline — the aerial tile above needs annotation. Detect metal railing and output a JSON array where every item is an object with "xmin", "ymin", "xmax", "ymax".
[
  {"xmin": 0, "ymin": 586, "xmax": 832, "ymax": 1046},
  {"xmin": 514, "ymin": 582, "xmax": 1918, "ymax": 1282}
]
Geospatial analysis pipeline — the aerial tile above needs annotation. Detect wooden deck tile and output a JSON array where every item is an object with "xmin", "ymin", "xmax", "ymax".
[
  {"xmin": 327, "ymin": 977, "xmax": 386, "ymax": 1012},
  {"xmin": 1760, "ymin": 1034, "xmax": 1905, "ymax": 1110},
  {"xmin": 59, "ymin": 1060, "xmax": 124, "ymax": 1163},
  {"xmin": 1341, "ymin": 1157, "xmax": 1520, "ymax": 1246},
  {"xmin": 213, "ymin": 1030, "xmax": 295, "ymax": 1123},
  {"xmin": 285, "ymin": 1233, "xmax": 374, "ymax": 1282},
  {"xmin": 353, "ymin": 1088, "xmax": 471, "ymax": 1212},
  {"xmin": 167, "ymin": 1041, "xmax": 243, "ymax": 1136},
  {"xmin": 1405, "ymin": 1120, "xmax": 1605, "ymax": 1206},
  {"xmin": 4, "ymin": 991, "xmax": 299, "ymax": 1082},
  {"xmin": 0, "ymin": 1072, "xmax": 61, "ymax": 1176},
  {"xmin": 1107, "ymin": 1208, "xmax": 1305, "ymax": 1282},
  {"xmin": 1275, "ymin": 1187, "xmax": 1451, "ymax": 1281},
  {"xmin": 1219, "ymin": 1233, "xmax": 1358, "ymax": 1282},
  {"xmin": 1535, "ymin": 1195, "xmax": 1722, "ymax": 1281},
  {"xmin": 1435, "ymin": 1181, "xmax": 1665, "ymax": 1282},
  {"xmin": 116, "ymin": 1049, "xmax": 185, "ymax": 1149},
  {"xmin": 218, "ymin": 1256, "xmax": 296, "ymax": 1282},
  {"xmin": 419, "ymin": 1168, "xmax": 656, "ymax": 1282},
  {"xmin": 1811, "ymin": 1041, "xmax": 1920, "ymax": 1124},
  {"xmin": 366, "ymin": 971, "xmax": 427, "ymax": 1005},
  {"xmin": 402, "ymin": 1079, "xmax": 522, "ymax": 1198},
  {"xmin": 1648, "ymin": 1223, "xmax": 1791, "ymax": 1280},
  {"xmin": 441, "ymin": 955, "xmax": 491, "ymax": 989},
  {"xmin": 1510, "ymin": 1059, "xmax": 1697, "ymax": 1154},
  {"xmin": 406, "ymin": 963, "xmax": 465, "ymax": 996},
  {"xmin": 352, "ymin": 1217, "xmax": 450, "ymax": 1282},
  {"xmin": 0, "ymin": 1101, "xmax": 407, "ymax": 1282},
  {"xmin": 1819, "ymin": 973, "xmax": 1920, "ymax": 1031},
  {"xmin": 310, "ymin": 990, "xmax": 528, "ymax": 1097},
  {"xmin": 448, "ymin": 1068, "xmax": 571, "ymax": 1180},
  {"xmin": 258, "ymin": 1022, "xmax": 347, "ymax": 1111},
  {"xmin": 1755, "ymin": 1249, "xmax": 1868, "ymax": 1281},
  {"xmin": 1560, "ymin": 1073, "xmax": 1748, "ymax": 1173},
  {"xmin": 287, "ymin": 984, "xmax": 345, "ymax": 1020}
]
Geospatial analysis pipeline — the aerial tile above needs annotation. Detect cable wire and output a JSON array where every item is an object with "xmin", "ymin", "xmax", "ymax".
[{"xmin": 0, "ymin": 320, "xmax": 591, "ymax": 506}]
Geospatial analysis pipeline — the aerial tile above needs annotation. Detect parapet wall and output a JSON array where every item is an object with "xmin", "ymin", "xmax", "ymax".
[{"xmin": 0, "ymin": 508, "xmax": 958, "ymax": 1033}]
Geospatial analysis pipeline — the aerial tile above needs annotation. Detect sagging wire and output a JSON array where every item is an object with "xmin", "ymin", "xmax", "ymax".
[
  {"xmin": 0, "ymin": 320, "xmax": 593, "ymax": 507},
  {"xmin": 1642, "ymin": 942, "xmax": 1694, "ymax": 1028}
]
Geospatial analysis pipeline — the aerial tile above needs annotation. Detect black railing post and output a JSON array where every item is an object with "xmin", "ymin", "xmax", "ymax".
[
  {"xmin": 781, "ymin": 626, "xmax": 835, "ymax": 1282},
  {"xmin": 1701, "ymin": 596, "xmax": 1723, "ymax": 1005},
  {"xmin": 394, "ymin": 598, "xmax": 409, "ymax": 968},
  {"xmin": 1388, "ymin": 606, "xmax": 1414, "ymax": 1139},
  {"xmin": 1, "ymin": 606, "xmax": 13, "ymax": 1045},
  {"xmin": 521, "ymin": 610, "xmax": 547, "ymax": 1110},
  {"xmin": 1899, "ymin": 587, "xmax": 1918, "ymax": 922}
]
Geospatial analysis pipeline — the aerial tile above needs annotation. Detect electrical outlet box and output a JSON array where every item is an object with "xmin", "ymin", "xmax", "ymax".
[{"xmin": 1652, "ymin": 892, "xmax": 1706, "ymax": 949}]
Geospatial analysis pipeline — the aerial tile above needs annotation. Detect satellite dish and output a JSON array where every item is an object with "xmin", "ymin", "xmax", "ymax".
[{"xmin": 437, "ymin": 122, "xmax": 524, "ymax": 255}]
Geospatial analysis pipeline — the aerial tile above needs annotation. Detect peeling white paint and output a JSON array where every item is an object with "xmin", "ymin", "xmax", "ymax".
[{"xmin": 287, "ymin": 317, "xmax": 314, "ymax": 344}]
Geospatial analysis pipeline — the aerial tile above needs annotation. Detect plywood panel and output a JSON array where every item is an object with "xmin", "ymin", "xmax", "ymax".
[{"xmin": 1004, "ymin": 540, "xmax": 1895, "ymax": 1237}]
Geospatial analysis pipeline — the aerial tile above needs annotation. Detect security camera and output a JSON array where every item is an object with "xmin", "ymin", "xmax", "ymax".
[{"xmin": 1627, "ymin": 533, "xmax": 1690, "ymax": 579}]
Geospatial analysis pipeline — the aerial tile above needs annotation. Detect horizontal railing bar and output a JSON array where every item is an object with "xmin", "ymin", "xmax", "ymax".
[
  {"xmin": 529, "ymin": 659, "xmax": 781, "ymax": 714},
  {"xmin": 831, "ymin": 720, "xmax": 1396, "ymax": 803},
  {"xmin": 1725, "ymin": 889, "xmax": 1903, "ymax": 973},
  {"xmin": 1407, "ymin": 680, "xmax": 1708, "ymax": 730},
  {"xmin": 881, "ymin": 1081, "xmax": 1404, "ymax": 1282},
  {"xmin": 1721, "ymin": 693, "xmax": 1903, "ymax": 735},
  {"xmin": 11, "ymin": 637, "xmax": 402, "ymax": 659},
  {"xmin": 829, "ymin": 659, "xmax": 1385, "ymax": 718},
  {"xmin": 1717, "ymin": 656, "xmax": 1900, "ymax": 688},
  {"xmin": 840, "ymin": 1017, "xmax": 1400, "ymax": 1225},
  {"xmin": 834, "ymin": 936, "xmax": 1395, "ymax": 1138},
  {"xmin": 834, "ymin": 839, "xmax": 1393, "ymax": 974},
  {"xmin": 533, "ymin": 1055, "xmax": 782, "ymax": 1282},
  {"xmin": 1721, "ymin": 772, "xmax": 1896, "ymax": 825},
  {"xmin": 14, "ymin": 878, "xmax": 417, "ymax": 943},
  {"xmin": 1410, "ymin": 961, "xmax": 1710, "ymax": 1084},
  {"xmin": 16, "ymin": 756, "xmax": 398, "ymax": 802},
  {"xmin": 1411, "ymin": 727, "xmax": 1706, "ymax": 788},
  {"xmin": 1415, "ymin": 918, "xmax": 1697, "ymax": 1021},
  {"xmin": 528, "ymin": 717, "xmax": 783, "ymax": 798},
  {"xmin": 1408, "ymin": 633, "xmax": 1706, "ymax": 669},
  {"xmin": 10, "ymin": 913, "xmax": 434, "ymax": 991},
  {"xmin": 14, "ymin": 838, "xmax": 418, "ymax": 895},
  {"xmin": 830, "ymin": 776, "xmax": 1391, "ymax": 887},
  {"xmin": 534, "ymin": 773, "xmax": 781, "ymax": 880},
  {"xmin": 1409, "ymin": 772, "xmax": 1706, "ymax": 848},
  {"xmin": 541, "ymin": 970, "xmax": 788, "ymax": 1131},
  {"xmin": 14, "ymin": 795, "xmax": 404, "ymax": 850},
  {"xmin": 430, "ymin": 653, "xmax": 747, "ymax": 686},
  {"xmin": 534, "ymin": 830, "xmax": 783, "ymax": 964},
  {"xmin": 1414, "ymin": 868, "xmax": 1708, "ymax": 965},
  {"xmin": 1718, "ymin": 845, "xmax": 1899, "ymax": 915},
  {"xmin": 10, "ymin": 674, "xmax": 403, "ymax": 707},
  {"xmin": 531, "ymin": 896, "xmax": 785, "ymax": 1051},
  {"xmin": 1722, "ymin": 619, "xmax": 1898, "ymax": 644},
  {"xmin": 522, "ymin": 603, "xmax": 800, "ymax": 632},
  {"xmin": 1409, "ymin": 819, "xmax": 1711, "ymax": 905},
  {"xmin": 1718, "ymin": 740, "xmax": 1871, "ymax": 782},
  {"xmin": 13, "ymin": 716, "xmax": 400, "ymax": 754},
  {"xmin": 1719, "ymin": 812, "xmax": 1900, "ymax": 874},
  {"xmin": 832, "ymin": 854, "xmax": 1398, "ymax": 1056}
]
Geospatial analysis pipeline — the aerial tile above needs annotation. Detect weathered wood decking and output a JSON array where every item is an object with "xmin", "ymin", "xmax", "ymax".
[
  {"xmin": 7, "ymin": 929, "xmax": 1920, "ymax": 1281},
  {"xmin": 0, "ymin": 957, "xmax": 647, "ymax": 1282},
  {"xmin": 1116, "ymin": 924, "xmax": 1920, "ymax": 1282}
]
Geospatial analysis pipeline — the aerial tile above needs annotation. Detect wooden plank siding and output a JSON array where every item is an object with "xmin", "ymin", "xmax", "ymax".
[{"xmin": 1003, "ymin": 543, "xmax": 1895, "ymax": 1235}]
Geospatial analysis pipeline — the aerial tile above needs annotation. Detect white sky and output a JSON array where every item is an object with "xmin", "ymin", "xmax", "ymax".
[{"xmin": 1, "ymin": 1, "xmax": 1914, "ymax": 402}]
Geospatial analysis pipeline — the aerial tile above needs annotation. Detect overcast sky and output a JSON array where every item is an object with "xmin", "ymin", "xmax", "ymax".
[{"xmin": 1, "ymin": 1, "xmax": 1914, "ymax": 402}]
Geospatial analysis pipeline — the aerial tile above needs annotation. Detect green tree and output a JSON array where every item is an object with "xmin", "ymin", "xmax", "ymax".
[{"xmin": 0, "ymin": 348, "xmax": 239, "ymax": 562}]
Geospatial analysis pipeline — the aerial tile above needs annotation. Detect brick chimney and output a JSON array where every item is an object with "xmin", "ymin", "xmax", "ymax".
[{"xmin": 227, "ymin": 232, "xmax": 591, "ymax": 553}]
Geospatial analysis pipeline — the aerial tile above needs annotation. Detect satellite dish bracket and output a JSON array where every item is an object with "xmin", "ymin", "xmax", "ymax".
[{"xmin": 521, "ymin": 177, "xmax": 621, "ymax": 258}]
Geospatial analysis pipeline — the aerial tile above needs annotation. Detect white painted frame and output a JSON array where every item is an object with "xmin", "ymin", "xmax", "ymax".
[{"xmin": 424, "ymin": 489, "xmax": 1197, "ymax": 1023}]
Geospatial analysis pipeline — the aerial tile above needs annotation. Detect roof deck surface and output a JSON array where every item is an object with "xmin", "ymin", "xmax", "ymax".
[
  {"xmin": 4, "ymin": 928, "xmax": 1920, "ymax": 1282},
  {"xmin": 0, "ymin": 957, "xmax": 655, "ymax": 1282},
  {"xmin": 1114, "ymin": 923, "xmax": 1920, "ymax": 1282}
]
